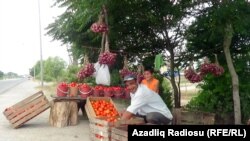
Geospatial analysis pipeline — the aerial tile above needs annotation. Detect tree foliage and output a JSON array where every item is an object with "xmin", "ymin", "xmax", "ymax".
[
  {"xmin": 0, "ymin": 71, "xmax": 4, "ymax": 79},
  {"xmin": 46, "ymin": 0, "xmax": 194, "ymax": 108},
  {"xmin": 185, "ymin": 0, "xmax": 250, "ymax": 124},
  {"xmin": 45, "ymin": 0, "xmax": 250, "ymax": 123},
  {"xmin": 30, "ymin": 57, "xmax": 67, "ymax": 82}
]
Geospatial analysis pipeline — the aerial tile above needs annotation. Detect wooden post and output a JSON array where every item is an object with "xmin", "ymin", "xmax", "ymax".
[
  {"xmin": 49, "ymin": 100, "xmax": 79, "ymax": 127},
  {"xmin": 172, "ymin": 108, "xmax": 181, "ymax": 125}
]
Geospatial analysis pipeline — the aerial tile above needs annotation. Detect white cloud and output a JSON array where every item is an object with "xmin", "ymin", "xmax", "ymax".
[{"xmin": 0, "ymin": 0, "xmax": 69, "ymax": 75}]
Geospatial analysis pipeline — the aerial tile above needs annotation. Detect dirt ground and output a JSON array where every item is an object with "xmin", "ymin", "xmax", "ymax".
[{"xmin": 180, "ymin": 83, "xmax": 199, "ymax": 106}]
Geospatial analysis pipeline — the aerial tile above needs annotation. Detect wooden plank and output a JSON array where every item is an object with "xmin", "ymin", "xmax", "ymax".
[
  {"xmin": 89, "ymin": 122, "xmax": 110, "ymax": 132},
  {"xmin": 12, "ymin": 103, "xmax": 50, "ymax": 128},
  {"xmin": 89, "ymin": 133, "xmax": 110, "ymax": 141},
  {"xmin": 11, "ymin": 91, "xmax": 44, "ymax": 109},
  {"xmin": 114, "ymin": 117, "xmax": 145, "ymax": 127},
  {"xmin": 111, "ymin": 126, "xmax": 128, "ymax": 141},
  {"xmin": 111, "ymin": 126, "xmax": 128, "ymax": 137},
  {"xmin": 3, "ymin": 91, "xmax": 44, "ymax": 116},
  {"xmin": 89, "ymin": 124, "xmax": 110, "ymax": 138},
  {"xmin": 10, "ymin": 99, "xmax": 48, "ymax": 124},
  {"xmin": 111, "ymin": 133, "xmax": 127, "ymax": 141},
  {"xmin": 86, "ymin": 98, "xmax": 98, "ymax": 119},
  {"xmin": 6, "ymin": 96, "xmax": 45, "ymax": 120},
  {"xmin": 2, "ymin": 91, "xmax": 51, "ymax": 128},
  {"xmin": 51, "ymin": 95, "xmax": 86, "ymax": 101}
]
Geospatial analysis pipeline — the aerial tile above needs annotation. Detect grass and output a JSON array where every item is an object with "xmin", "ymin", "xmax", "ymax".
[
  {"xmin": 181, "ymin": 89, "xmax": 198, "ymax": 100},
  {"xmin": 35, "ymin": 82, "xmax": 57, "ymax": 101},
  {"xmin": 178, "ymin": 76, "xmax": 200, "ymax": 105}
]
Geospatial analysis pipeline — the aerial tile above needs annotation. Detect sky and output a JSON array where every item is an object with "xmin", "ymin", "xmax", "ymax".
[{"xmin": 0, "ymin": 0, "xmax": 69, "ymax": 75}]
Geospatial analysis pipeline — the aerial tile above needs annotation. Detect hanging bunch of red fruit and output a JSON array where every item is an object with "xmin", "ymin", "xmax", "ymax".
[
  {"xmin": 77, "ymin": 55, "xmax": 95, "ymax": 80},
  {"xmin": 200, "ymin": 63, "xmax": 224, "ymax": 77},
  {"xmin": 90, "ymin": 8, "xmax": 108, "ymax": 33},
  {"xmin": 119, "ymin": 56, "xmax": 136, "ymax": 78},
  {"xmin": 92, "ymin": 6, "xmax": 117, "ymax": 66},
  {"xmin": 77, "ymin": 63, "xmax": 95, "ymax": 80},
  {"xmin": 98, "ymin": 52, "xmax": 117, "ymax": 65},
  {"xmin": 184, "ymin": 56, "xmax": 224, "ymax": 83},
  {"xmin": 91, "ymin": 22, "xmax": 108, "ymax": 33},
  {"xmin": 184, "ymin": 67, "xmax": 203, "ymax": 83}
]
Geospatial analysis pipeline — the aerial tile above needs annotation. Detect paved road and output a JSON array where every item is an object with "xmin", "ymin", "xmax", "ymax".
[
  {"xmin": 0, "ymin": 80, "xmax": 90, "ymax": 141},
  {"xmin": 0, "ymin": 78, "xmax": 26, "ymax": 94}
]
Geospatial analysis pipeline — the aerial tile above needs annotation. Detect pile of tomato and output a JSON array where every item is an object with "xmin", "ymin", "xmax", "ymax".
[{"xmin": 90, "ymin": 100, "xmax": 119, "ymax": 122}]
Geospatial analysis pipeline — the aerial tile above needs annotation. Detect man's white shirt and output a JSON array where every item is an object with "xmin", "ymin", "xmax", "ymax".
[{"xmin": 127, "ymin": 84, "xmax": 173, "ymax": 120}]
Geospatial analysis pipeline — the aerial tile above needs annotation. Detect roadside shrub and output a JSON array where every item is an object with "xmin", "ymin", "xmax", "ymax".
[
  {"xmin": 60, "ymin": 65, "xmax": 80, "ymax": 83},
  {"xmin": 186, "ymin": 70, "xmax": 250, "ymax": 124}
]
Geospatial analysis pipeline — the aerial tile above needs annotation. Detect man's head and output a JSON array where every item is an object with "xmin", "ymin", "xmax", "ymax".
[{"xmin": 123, "ymin": 74, "xmax": 138, "ymax": 94}]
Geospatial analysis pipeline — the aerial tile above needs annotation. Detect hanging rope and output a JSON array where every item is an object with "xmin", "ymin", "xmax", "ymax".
[
  {"xmin": 214, "ymin": 54, "xmax": 219, "ymax": 65},
  {"xmin": 97, "ymin": 5, "xmax": 117, "ymax": 66},
  {"xmin": 83, "ymin": 54, "xmax": 90, "ymax": 67},
  {"xmin": 123, "ymin": 55, "xmax": 128, "ymax": 69},
  {"xmin": 137, "ymin": 63, "xmax": 144, "ymax": 74},
  {"xmin": 100, "ymin": 32, "xmax": 106, "ymax": 54}
]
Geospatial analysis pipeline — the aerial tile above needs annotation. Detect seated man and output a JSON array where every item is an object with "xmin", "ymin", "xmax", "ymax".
[{"xmin": 121, "ymin": 74, "xmax": 173, "ymax": 125}]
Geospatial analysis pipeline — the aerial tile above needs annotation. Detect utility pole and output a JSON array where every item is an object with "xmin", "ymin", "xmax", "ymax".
[
  {"xmin": 34, "ymin": 66, "xmax": 36, "ymax": 80},
  {"xmin": 38, "ymin": 0, "xmax": 44, "ymax": 88}
]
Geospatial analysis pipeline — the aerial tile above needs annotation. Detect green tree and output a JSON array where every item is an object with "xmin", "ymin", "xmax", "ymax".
[
  {"xmin": 109, "ymin": 0, "xmax": 193, "ymax": 108},
  {"xmin": 185, "ymin": 0, "xmax": 250, "ymax": 124},
  {"xmin": 60, "ymin": 65, "xmax": 80, "ymax": 83},
  {"xmin": 0, "ymin": 71, "xmax": 4, "ymax": 79},
  {"xmin": 46, "ymin": 0, "xmax": 193, "ymax": 109},
  {"xmin": 31, "ymin": 57, "xmax": 67, "ymax": 82},
  {"xmin": 46, "ymin": 0, "xmax": 103, "ymax": 64},
  {"xmin": 6, "ymin": 72, "xmax": 18, "ymax": 78},
  {"xmin": 44, "ymin": 57, "xmax": 67, "ymax": 82},
  {"xmin": 30, "ymin": 61, "xmax": 41, "ymax": 78}
]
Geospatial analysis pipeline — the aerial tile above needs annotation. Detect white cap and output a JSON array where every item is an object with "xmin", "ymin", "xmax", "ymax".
[{"xmin": 123, "ymin": 74, "xmax": 136, "ymax": 82}]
